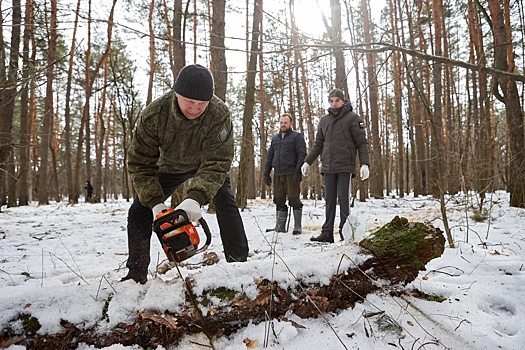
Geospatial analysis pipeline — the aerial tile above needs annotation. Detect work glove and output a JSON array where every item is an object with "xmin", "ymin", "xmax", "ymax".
[
  {"xmin": 301, "ymin": 162, "xmax": 310, "ymax": 176},
  {"xmin": 152, "ymin": 203, "xmax": 169, "ymax": 218},
  {"xmin": 264, "ymin": 174, "xmax": 272, "ymax": 186},
  {"xmin": 360, "ymin": 164, "xmax": 370, "ymax": 180},
  {"xmin": 175, "ymin": 198, "xmax": 202, "ymax": 222},
  {"xmin": 294, "ymin": 172, "xmax": 302, "ymax": 182}
]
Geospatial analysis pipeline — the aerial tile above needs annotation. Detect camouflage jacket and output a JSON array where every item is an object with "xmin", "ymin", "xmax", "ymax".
[{"xmin": 128, "ymin": 92, "xmax": 234, "ymax": 208}]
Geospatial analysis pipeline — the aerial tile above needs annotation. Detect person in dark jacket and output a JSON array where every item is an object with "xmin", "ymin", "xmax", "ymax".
[
  {"xmin": 122, "ymin": 64, "xmax": 249, "ymax": 284},
  {"xmin": 85, "ymin": 180, "xmax": 93, "ymax": 202},
  {"xmin": 301, "ymin": 88, "xmax": 370, "ymax": 243},
  {"xmin": 263, "ymin": 114, "xmax": 307, "ymax": 234}
]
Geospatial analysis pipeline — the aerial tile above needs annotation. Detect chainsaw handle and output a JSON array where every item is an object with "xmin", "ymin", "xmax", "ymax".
[
  {"xmin": 196, "ymin": 216, "xmax": 212, "ymax": 253},
  {"xmin": 152, "ymin": 209, "xmax": 189, "ymax": 235}
]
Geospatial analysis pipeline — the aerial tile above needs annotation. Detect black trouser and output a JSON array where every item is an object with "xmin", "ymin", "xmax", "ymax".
[
  {"xmin": 321, "ymin": 172, "xmax": 351, "ymax": 233},
  {"xmin": 126, "ymin": 173, "xmax": 249, "ymax": 278}
]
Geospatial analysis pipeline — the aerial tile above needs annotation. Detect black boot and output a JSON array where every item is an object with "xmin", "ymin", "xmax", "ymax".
[
  {"xmin": 266, "ymin": 209, "xmax": 288, "ymax": 232},
  {"xmin": 310, "ymin": 231, "xmax": 334, "ymax": 243},
  {"xmin": 292, "ymin": 209, "xmax": 302, "ymax": 235},
  {"xmin": 276, "ymin": 209, "xmax": 288, "ymax": 232},
  {"xmin": 120, "ymin": 273, "xmax": 147, "ymax": 284}
]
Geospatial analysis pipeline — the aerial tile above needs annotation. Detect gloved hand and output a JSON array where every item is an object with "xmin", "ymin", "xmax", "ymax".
[
  {"xmin": 360, "ymin": 164, "xmax": 369, "ymax": 180},
  {"xmin": 294, "ymin": 172, "xmax": 302, "ymax": 182},
  {"xmin": 264, "ymin": 174, "xmax": 272, "ymax": 186},
  {"xmin": 301, "ymin": 162, "xmax": 310, "ymax": 176},
  {"xmin": 175, "ymin": 198, "xmax": 202, "ymax": 222},
  {"xmin": 152, "ymin": 203, "xmax": 168, "ymax": 218}
]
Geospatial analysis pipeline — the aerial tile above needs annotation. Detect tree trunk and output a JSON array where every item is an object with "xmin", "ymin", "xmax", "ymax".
[
  {"xmin": 0, "ymin": 0, "xmax": 21, "ymax": 208},
  {"xmin": 94, "ymin": 58, "xmax": 110, "ymax": 203},
  {"xmin": 390, "ymin": 0, "xmax": 404, "ymax": 197},
  {"xmin": 360, "ymin": 0, "xmax": 383, "ymax": 199},
  {"xmin": 236, "ymin": 0, "xmax": 262, "ymax": 209},
  {"xmin": 146, "ymin": 0, "xmax": 156, "ymax": 106},
  {"xmin": 210, "ymin": 0, "xmax": 227, "ymax": 101},
  {"xmin": 18, "ymin": 0, "xmax": 33, "ymax": 206},
  {"xmin": 63, "ymin": 0, "xmax": 81, "ymax": 203},
  {"xmin": 73, "ymin": 0, "xmax": 117, "ymax": 203},
  {"xmin": 487, "ymin": 0, "xmax": 525, "ymax": 208},
  {"xmin": 428, "ymin": 0, "xmax": 444, "ymax": 199},
  {"xmin": 37, "ymin": 0, "xmax": 57, "ymax": 205}
]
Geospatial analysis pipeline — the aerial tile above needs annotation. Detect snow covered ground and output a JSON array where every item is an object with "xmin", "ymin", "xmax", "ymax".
[{"xmin": 1, "ymin": 191, "xmax": 524, "ymax": 350}]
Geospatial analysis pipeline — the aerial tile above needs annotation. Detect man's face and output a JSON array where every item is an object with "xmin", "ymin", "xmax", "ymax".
[
  {"xmin": 329, "ymin": 96, "xmax": 344, "ymax": 109},
  {"xmin": 176, "ymin": 93, "xmax": 210, "ymax": 120},
  {"xmin": 279, "ymin": 116, "xmax": 292, "ymax": 133}
]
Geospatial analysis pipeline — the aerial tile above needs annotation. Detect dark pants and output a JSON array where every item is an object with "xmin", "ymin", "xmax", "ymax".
[
  {"xmin": 126, "ymin": 173, "xmax": 249, "ymax": 279},
  {"xmin": 322, "ymin": 172, "xmax": 351, "ymax": 233},
  {"xmin": 273, "ymin": 174, "xmax": 302, "ymax": 211}
]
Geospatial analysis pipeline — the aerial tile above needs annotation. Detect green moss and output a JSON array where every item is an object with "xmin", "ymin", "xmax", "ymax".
[
  {"xmin": 201, "ymin": 287, "xmax": 238, "ymax": 306},
  {"xmin": 425, "ymin": 293, "xmax": 446, "ymax": 302},
  {"xmin": 22, "ymin": 316, "xmax": 41, "ymax": 335},
  {"xmin": 359, "ymin": 216, "xmax": 435, "ymax": 269}
]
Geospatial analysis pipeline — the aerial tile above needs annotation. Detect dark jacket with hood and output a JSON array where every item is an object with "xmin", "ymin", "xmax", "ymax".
[
  {"xmin": 304, "ymin": 102, "xmax": 369, "ymax": 175},
  {"xmin": 127, "ymin": 92, "xmax": 234, "ymax": 208},
  {"xmin": 264, "ymin": 129, "xmax": 306, "ymax": 177}
]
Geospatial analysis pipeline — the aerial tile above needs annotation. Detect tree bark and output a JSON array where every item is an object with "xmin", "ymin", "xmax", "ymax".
[
  {"xmin": 63, "ymin": 0, "xmax": 81, "ymax": 203},
  {"xmin": 210, "ymin": 0, "xmax": 227, "ymax": 101},
  {"xmin": 73, "ymin": 0, "xmax": 117, "ymax": 203},
  {"xmin": 487, "ymin": 0, "xmax": 525, "ymax": 208},
  {"xmin": 37, "ymin": 0, "xmax": 57, "ymax": 205},
  {"xmin": 0, "ymin": 0, "xmax": 21, "ymax": 208},
  {"xmin": 360, "ymin": 0, "xmax": 383, "ymax": 199},
  {"xmin": 236, "ymin": 0, "xmax": 262, "ymax": 209},
  {"xmin": 18, "ymin": 0, "xmax": 33, "ymax": 206}
]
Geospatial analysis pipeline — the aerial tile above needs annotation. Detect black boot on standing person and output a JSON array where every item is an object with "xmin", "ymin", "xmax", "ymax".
[{"xmin": 310, "ymin": 231, "xmax": 334, "ymax": 243}]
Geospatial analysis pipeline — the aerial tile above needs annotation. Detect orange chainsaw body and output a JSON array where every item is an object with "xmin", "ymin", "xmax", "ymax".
[{"xmin": 153, "ymin": 208, "xmax": 211, "ymax": 263}]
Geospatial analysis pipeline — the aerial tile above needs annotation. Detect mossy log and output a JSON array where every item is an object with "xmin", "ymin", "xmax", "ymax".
[{"xmin": 15, "ymin": 216, "xmax": 446, "ymax": 349}]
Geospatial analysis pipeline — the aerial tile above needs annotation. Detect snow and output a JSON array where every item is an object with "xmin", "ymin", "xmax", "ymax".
[{"xmin": 1, "ymin": 191, "xmax": 524, "ymax": 349}]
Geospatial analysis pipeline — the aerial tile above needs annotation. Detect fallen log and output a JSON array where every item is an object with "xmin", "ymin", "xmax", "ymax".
[{"xmin": 12, "ymin": 216, "xmax": 446, "ymax": 349}]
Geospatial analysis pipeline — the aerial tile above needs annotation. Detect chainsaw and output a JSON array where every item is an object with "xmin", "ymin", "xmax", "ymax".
[{"xmin": 153, "ymin": 208, "xmax": 212, "ymax": 263}]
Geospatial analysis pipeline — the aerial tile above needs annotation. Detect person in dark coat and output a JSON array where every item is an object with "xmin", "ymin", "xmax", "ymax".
[
  {"xmin": 122, "ymin": 64, "xmax": 249, "ymax": 284},
  {"xmin": 301, "ymin": 88, "xmax": 370, "ymax": 243},
  {"xmin": 263, "ymin": 114, "xmax": 307, "ymax": 234},
  {"xmin": 84, "ymin": 181, "xmax": 93, "ymax": 202}
]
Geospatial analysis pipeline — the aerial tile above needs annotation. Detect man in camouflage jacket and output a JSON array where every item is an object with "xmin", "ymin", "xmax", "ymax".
[{"xmin": 122, "ymin": 64, "xmax": 249, "ymax": 284}]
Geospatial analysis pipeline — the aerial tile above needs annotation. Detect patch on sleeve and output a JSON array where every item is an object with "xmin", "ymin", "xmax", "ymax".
[
  {"xmin": 359, "ymin": 121, "xmax": 365, "ymax": 129},
  {"xmin": 218, "ymin": 124, "xmax": 229, "ymax": 142}
]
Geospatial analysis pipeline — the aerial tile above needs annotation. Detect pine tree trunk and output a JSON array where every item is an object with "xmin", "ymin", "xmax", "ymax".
[
  {"xmin": 37, "ymin": 0, "xmax": 57, "ymax": 205},
  {"xmin": 236, "ymin": 0, "xmax": 262, "ymax": 209},
  {"xmin": 487, "ymin": 0, "xmax": 525, "ymax": 208}
]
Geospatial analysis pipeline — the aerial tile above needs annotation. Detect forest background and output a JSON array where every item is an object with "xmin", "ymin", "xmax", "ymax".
[{"xmin": 0, "ymin": 0, "xmax": 524, "ymax": 221}]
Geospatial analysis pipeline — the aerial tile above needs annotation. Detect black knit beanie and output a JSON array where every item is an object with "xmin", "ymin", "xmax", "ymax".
[
  {"xmin": 328, "ymin": 88, "xmax": 345, "ymax": 100},
  {"xmin": 174, "ymin": 64, "xmax": 214, "ymax": 101}
]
